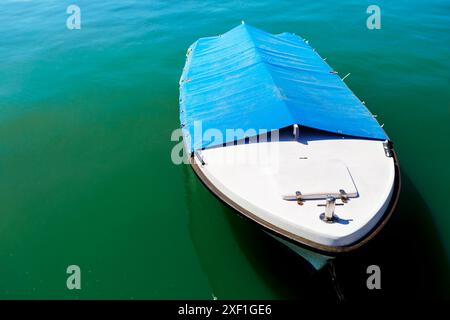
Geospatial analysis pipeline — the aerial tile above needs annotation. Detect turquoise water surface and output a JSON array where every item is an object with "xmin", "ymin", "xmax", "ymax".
[{"xmin": 0, "ymin": 0, "xmax": 449, "ymax": 299}]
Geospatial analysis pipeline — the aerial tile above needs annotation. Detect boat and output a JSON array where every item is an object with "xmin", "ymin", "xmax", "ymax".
[{"xmin": 179, "ymin": 23, "xmax": 400, "ymax": 270}]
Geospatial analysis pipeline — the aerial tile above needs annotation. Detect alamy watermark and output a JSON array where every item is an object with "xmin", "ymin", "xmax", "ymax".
[
  {"xmin": 66, "ymin": 265, "xmax": 81, "ymax": 290},
  {"xmin": 66, "ymin": 5, "xmax": 81, "ymax": 30},
  {"xmin": 366, "ymin": 265, "xmax": 381, "ymax": 290},
  {"xmin": 170, "ymin": 121, "xmax": 281, "ymax": 171},
  {"xmin": 366, "ymin": 5, "xmax": 381, "ymax": 30}
]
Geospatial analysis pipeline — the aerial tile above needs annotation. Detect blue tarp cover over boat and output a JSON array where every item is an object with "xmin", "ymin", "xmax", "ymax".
[{"xmin": 180, "ymin": 23, "xmax": 387, "ymax": 152}]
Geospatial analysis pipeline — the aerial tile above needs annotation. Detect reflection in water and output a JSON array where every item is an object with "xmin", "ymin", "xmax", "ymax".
[
  {"xmin": 184, "ymin": 162, "xmax": 449, "ymax": 300},
  {"xmin": 184, "ymin": 163, "xmax": 341, "ymax": 300},
  {"xmin": 183, "ymin": 164, "xmax": 301, "ymax": 299}
]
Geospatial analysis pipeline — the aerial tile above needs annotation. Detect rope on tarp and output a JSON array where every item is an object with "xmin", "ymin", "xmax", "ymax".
[{"xmin": 342, "ymin": 73, "xmax": 351, "ymax": 81}]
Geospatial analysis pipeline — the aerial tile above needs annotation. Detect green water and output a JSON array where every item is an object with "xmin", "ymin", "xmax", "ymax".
[{"xmin": 0, "ymin": 0, "xmax": 449, "ymax": 299}]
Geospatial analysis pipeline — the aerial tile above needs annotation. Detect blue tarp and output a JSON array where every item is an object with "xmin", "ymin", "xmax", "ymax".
[{"xmin": 180, "ymin": 23, "xmax": 387, "ymax": 152}]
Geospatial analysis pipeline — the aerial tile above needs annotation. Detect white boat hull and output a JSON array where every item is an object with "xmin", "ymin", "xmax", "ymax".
[{"xmin": 185, "ymin": 127, "xmax": 400, "ymax": 264}]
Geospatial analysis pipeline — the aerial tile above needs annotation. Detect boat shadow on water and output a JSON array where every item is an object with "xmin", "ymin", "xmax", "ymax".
[
  {"xmin": 332, "ymin": 172, "xmax": 450, "ymax": 300},
  {"xmin": 184, "ymin": 164, "xmax": 449, "ymax": 300}
]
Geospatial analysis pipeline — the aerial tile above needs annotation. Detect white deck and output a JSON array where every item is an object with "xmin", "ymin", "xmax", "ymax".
[{"xmin": 191, "ymin": 128, "xmax": 395, "ymax": 247}]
